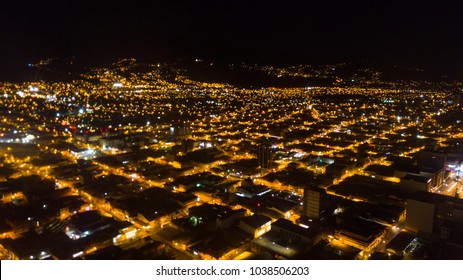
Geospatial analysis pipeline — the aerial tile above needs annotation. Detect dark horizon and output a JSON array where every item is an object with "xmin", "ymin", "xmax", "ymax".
[{"xmin": 1, "ymin": 0, "xmax": 463, "ymax": 80}]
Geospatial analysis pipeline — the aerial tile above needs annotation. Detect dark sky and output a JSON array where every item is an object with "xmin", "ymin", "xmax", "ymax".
[{"xmin": 1, "ymin": 0, "xmax": 462, "ymax": 77}]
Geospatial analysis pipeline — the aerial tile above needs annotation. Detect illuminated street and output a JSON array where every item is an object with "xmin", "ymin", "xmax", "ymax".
[{"xmin": 1, "ymin": 1, "xmax": 463, "ymax": 262}]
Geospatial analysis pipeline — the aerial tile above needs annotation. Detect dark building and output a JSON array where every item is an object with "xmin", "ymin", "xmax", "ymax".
[
  {"xmin": 99, "ymin": 132, "xmax": 149, "ymax": 151},
  {"xmin": 170, "ymin": 125, "xmax": 191, "ymax": 138},
  {"xmin": 419, "ymin": 151, "xmax": 446, "ymax": 171},
  {"xmin": 456, "ymin": 89, "xmax": 463, "ymax": 109},
  {"xmin": 418, "ymin": 150, "xmax": 446, "ymax": 190},
  {"xmin": 257, "ymin": 144, "xmax": 272, "ymax": 169},
  {"xmin": 181, "ymin": 139, "xmax": 195, "ymax": 153},
  {"xmin": 303, "ymin": 187, "xmax": 331, "ymax": 220},
  {"xmin": 406, "ymin": 191, "xmax": 463, "ymax": 238}
]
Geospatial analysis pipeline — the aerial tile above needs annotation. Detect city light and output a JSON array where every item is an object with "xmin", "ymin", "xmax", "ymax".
[{"xmin": 0, "ymin": 57, "xmax": 462, "ymax": 262}]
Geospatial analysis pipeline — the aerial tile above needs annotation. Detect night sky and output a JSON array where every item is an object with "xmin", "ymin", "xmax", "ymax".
[{"xmin": 1, "ymin": 0, "xmax": 462, "ymax": 78}]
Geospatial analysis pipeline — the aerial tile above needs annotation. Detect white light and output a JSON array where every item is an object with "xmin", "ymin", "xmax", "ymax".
[
  {"xmin": 72, "ymin": 251, "xmax": 84, "ymax": 258},
  {"xmin": 78, "ymin": 109, "xmax": 84, "ymax": 114}
]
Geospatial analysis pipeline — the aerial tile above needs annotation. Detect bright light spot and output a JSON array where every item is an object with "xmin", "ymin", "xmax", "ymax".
[
  {"xmin": 72, "ymin": 251, "xmax": 84, "ymax": 258},
  {"xmin": 333, "ymin": 207, "xmax": 344, "ymax": 215}
]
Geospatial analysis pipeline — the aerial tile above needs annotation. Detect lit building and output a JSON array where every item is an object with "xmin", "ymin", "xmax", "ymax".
[
  {"xmin": 239, "ymin": 214, "xmax": 272, "ymax": 238},
  {"xmin": 252, "ymin": 218, "xmax": 322, "ymax": 259},
  {"xmin": 334, "ymin": 217, "xmax": 387, "ymax": 253}
]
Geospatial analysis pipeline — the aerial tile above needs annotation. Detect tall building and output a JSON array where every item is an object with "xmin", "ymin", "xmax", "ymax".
[
  {"xmin": 419, "ymin": 150, "xmax": 446, "ymax": 171},
  {"xmin": 406, "ymin": 191, "xmax": 463, "ymax": 238},
  {"xmin": 257, "ymin": 144, "xmax": 271, "ymax": 169},
  {"xmin": 456, "ymin": 89, "xmax": 463, "ymax": 109},
  {"xmin": 303, "ymin": 187, "xmax": 329, "ymax": 220},
  {"xmin": 418, "ymin": 150, "xmax": 446, "ymax": 190},
  {"xmin": 169, "ymin": 125, "xmax": 191, "ymax": 138}
]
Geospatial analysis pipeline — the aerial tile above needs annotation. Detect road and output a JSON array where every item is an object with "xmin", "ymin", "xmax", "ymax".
[{"xmin": 432, "ymin": 171, "xmax": 462, "ymax": 198}]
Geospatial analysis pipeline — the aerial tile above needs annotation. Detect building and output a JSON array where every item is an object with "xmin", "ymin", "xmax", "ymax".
[
  {"xmin": 419, "ymin": 150, "xmax": 446, "ymax": 189},
  {"xmin": 252, "ymin": 218, "xmax": 322, "ymax": 259},
  {"xmin": 239, "ymin": 215, "xmax": 272, "ymax": 238},
  {"xmin": 334, "ymin": 217, "xmax": 387, "ymax": 253},
  {"xmin": 257, "ymin": 144, "xmax": 272, "ymax": 169},
  {"xmin": 394, "ymin": 162, "xmax": 444, "ymax": 191},
  {"xmin": 400, "ymin": 174, "xmax": 432, "ymax": 192},
  {"xmin": 303, "ymin": 187, "xmax": 331, "ymax": 220},
  {"xmin": 419, "ymin": 151, "xmax": 446, "ymax": 172},
  {"xmin": 170, "ymin": 125, "xmax": 191, "ymax": 138},
  {"xmin": 236, "ymin": 184, "xmax": 271, "ymax": 199},
  {"xmin": 100, "ymin": 132, "xmax": 149, "ymax": 151},
  {"xmin": 70, "ymin": 148, "xmax": 96, "ymax": 160},
  {"xmin": 406, "ymin": 191, "xmax": 463, "ymax": 238},
  {"xmin": 386, "ymin": 231, "xmax": 416, "ymax": 258},
  {"xmin": 65, "ymin": 211, "xmax": 112, "ymax": 240},
  {"xmin": 188, "ymin": 203, "xmax": 247, "ymax": 230}
]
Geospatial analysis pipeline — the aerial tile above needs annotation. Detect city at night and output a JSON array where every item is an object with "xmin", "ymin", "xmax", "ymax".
[{"xmin": 1, "ymin": 0, "xmax": 463, "ymax": 270}]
